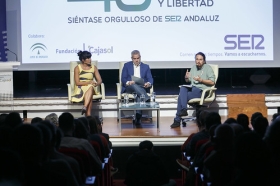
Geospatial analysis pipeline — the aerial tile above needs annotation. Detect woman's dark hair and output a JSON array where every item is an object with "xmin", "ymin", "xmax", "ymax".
[
  {"xmin": 77, "ymin": 50, "xmax": 92, "ymax": 61},
  {"xmin": 195, "ymin": 52, "xmax": 206, "ymax": 63}
]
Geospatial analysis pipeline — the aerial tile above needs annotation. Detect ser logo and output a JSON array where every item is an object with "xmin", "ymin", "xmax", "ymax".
[
  {"xmin": 30, "ymin": 43, "xmax": 47, "ymax": 55},
  {"xmin": 67, "ymin": 0, "xmax": 151, "ymax": 12},
  {"xmin": 224, "ymin": 35, "xmax": 265, "ymax": 50}
]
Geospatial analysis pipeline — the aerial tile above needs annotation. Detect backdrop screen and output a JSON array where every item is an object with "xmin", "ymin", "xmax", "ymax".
[{"xmin": 20, "ymin": 0, "xmax": 273, "ymax": 65}]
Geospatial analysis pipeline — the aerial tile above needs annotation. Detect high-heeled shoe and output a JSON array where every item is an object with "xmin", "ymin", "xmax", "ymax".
[{"xmin": 81, "ymin": 106, "xmax": 87, "ymax": 115}]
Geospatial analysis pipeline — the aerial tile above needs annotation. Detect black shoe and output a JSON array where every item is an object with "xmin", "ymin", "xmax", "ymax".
[
  {"xmin": 170, "ymin": 120, "xmax": 181, "ymax": 128},
  {"xmin": 135, "ymin": 118, "xmax": 141, "ymax": 126},
  {"xmin": 81, "ymin": 106, "xmax": 87, "ymax": 115},
  {"xmin": 136, "ymin": 113, "xmax": 142, "ymax": 120},
  {"xmin": 146, "ymin": 99, "xmax": 150, "ymax": 102},
  {"xmin": 178, "ymin": 109, "xmax": 188, "ymax": 117},
  {"xmin": 135, "ymin": 122, "xmax": 142, "ymax": 128}
]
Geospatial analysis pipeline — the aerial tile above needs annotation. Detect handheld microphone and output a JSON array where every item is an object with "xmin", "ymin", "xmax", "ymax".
[
  {"xmin": 86, "ymin": 63, "xmax": 91, "ymax": 67},
  {"xmin": 5, "ymin": 48, "xmax": 18, "ymax": 61}
]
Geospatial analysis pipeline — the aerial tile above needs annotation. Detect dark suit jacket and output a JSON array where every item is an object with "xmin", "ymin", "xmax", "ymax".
[{"xmin": 121, "ymin": 61, "xmax": 153, "ymax": 93}]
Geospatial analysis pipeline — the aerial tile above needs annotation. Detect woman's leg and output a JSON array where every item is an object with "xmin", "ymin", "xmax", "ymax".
[
  {"xmin": 83, "ymin": 87, "xmax": 94, "ymax": 115},
  {"xmin": 86, "ymin": 97, "xmax": 93, "ymax": 116}
]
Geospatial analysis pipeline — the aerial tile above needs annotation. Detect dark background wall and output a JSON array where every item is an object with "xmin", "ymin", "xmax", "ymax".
[{"xmin": 13, "ymin": 68, "xmax": 280, "ymax": 97}]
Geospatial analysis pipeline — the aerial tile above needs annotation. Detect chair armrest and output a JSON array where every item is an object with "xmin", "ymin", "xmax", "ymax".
[
  {"xmin": 116, "ymin": 83, "xmax": 121, "ymax": 100},
  {"xmin": 100, "ymin": 83, "xmax": 105, "ymax": 100},
  {"xmin": 67, "ymin": 84, "xmax": 72, "ymax": 102},
  {"xmin": 200, "ymin": 87, "xmax": 217, "ymax": 105}
]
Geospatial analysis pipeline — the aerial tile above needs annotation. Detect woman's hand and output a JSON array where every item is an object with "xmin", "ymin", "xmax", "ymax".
[{"xmin": 89, "ymin": 81, "xmax": 97, "ymax": 86}]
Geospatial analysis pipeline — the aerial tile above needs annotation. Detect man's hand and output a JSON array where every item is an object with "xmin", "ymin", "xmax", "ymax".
[
  {"xmin": 127, "ymin": 81, "xmax": 135, "ymax": 85},
  {"xmin": 144, "ymin": 82, "xmax": 151, "ymax": 88},
  {"xmin": 193, "ymin": 76, "xmax": 202, "ymax": 83},
  {"xmin": 185, "ymin": 69, "xmax": 191, "ymax": 79}
]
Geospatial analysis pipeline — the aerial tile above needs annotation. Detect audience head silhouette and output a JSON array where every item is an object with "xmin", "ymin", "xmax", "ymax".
[
  {"xmin": 139, "ymin": 140, "xmax": 153, "ymax": 151},
  {"xmin": 31, "ymin": 117, "xmax": 43, "ymax": 124},
  {"xmin": 58, "ymin": 112, "xmax": 74, "ymax": 133},
  {"xmin": 4, "ymin": 112, "xmax": 22, "ymax": 128}
]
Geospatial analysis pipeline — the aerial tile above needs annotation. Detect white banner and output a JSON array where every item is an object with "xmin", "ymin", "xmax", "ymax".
[
  {"xmin": 21, "ymin": 0, "xmax": 273, "ymax": 63},
  {"xmin": 0, "ymin": 69, "xmax": 13, "ymax": 101}
]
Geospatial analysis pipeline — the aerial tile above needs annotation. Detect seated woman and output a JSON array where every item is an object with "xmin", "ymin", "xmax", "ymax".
[{"xmin": 72, "ymin": 51, "xmax": 102, "ymax": 116}]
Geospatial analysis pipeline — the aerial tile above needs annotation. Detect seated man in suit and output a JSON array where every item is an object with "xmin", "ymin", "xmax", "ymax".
[{"xmin": 121, "ymin": 50, "xmax": 153, "ymax": 125}]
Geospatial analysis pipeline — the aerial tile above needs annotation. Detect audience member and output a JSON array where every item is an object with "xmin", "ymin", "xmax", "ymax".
[
  {"xmin": 232, "ymin": 132, "xmax": 270, "ymax": 186},
  {"xmin": 270, "ymin": 112, "xmax": 280, "ymax": 123},
  {"xmin": 252, "ymin": 116, "xmax": 268, "ymax": 138},
  {"xmin": 0, "ymin": 125, "xmax": 13, "ymax": 149},
  {"xmin": 203, "ymin": 124, "xmax": 235, "ymax": 186},
  {"xmin": 40, "ymin": 120, "xmax": 83, "ymax": 185},
  {"xmin": 1, "ymin": 109, "xmax": 280, "ymax": 186},
  {"xmin": 31, "ymin": 117, "xmax": 43, "ymax": 124},
  {"xmin": 45, "ymin": 113, "xmax": 59, "ymax": 127},
  {"xmin": 177, "ymin": 110, "xmax": 209, "ymax": 166},
  {"xmin": 32, "ymin": 122, "xmax": 79, "ymax": 185},
  {"xmin": 86, "ymin": 116, "xmax": 106, "ymax": 157},
  {"xmin": 94, "ymin": 116, "xmax": 113, "ymax": 149},
  {"xmin": 183, "ymin": 124, "xmax": 219, "ymax": 186},
  {"xmin": 58, "ymin": 112, "xmax": 102, "ymax": 174},
  {"xmin": 264, "ymin": 119, "xmax": 280, "ymax": 186},
  {"xmin": 0, "ymin": 113, "xmax": 8, "ymax": 126},
  {"xmin": 184, "ymin": 111, "xmax": 221, "ymax": 159},
  {"xmin": 87, "ymin": 116, "xmax": 118, "ymax": 176},
  {"xmin": 0, "ymin": 148, "xmax": 24, "ymax": 185},
  {"xmin": 223, "ymin": 117, "xmax": 237, "ymax": 124},
  {"xmin": 11, "ymin": 124, "xmax": 45, "ymax": 185},
  {"xmin": 250, "ymin": 112, "xmax": 263, "ymax": 127},
  {"xmin": 74, "ymin": 118, "xmax": 89, "ymax": 140},
  {"xmin": 236, "ymin": 113, "xmax": 251, "ymax": 132},
  {"xmin": 124, "ymin": 140, "xmax": 176, "ymax": 186},
  {"xmin": 4, "ymin": 112, "xmax": 22, "ymax": 128}
]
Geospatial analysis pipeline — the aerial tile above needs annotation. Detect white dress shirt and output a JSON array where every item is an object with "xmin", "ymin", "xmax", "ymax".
[
  {"xmin": 126, "ymin": 62, "xmax": 141, "ymax": 85},
  {"xmin": 133, "ymin": 62, "xmax": 141, "ymax": 78}
]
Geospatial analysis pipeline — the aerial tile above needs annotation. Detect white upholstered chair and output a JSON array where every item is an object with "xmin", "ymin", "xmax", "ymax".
[{"xmin": 67, "ymin": 61, "xmax": 105, "ymax": 103}]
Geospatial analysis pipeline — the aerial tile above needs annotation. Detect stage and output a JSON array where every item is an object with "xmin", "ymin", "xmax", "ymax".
[{"xmin": 1, "ymin": 87, "xmax": 279, "ymax": 147}]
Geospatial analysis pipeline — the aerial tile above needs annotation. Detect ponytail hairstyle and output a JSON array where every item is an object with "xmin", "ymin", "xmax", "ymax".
[{"xmin": 77, "ymin": 51, "xmax": 92, "ymax": 61}]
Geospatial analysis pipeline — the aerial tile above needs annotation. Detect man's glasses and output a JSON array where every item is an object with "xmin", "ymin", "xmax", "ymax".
[{"xmin": 132, "ymin": 57, "xmax": 140, "ymax": 60}]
